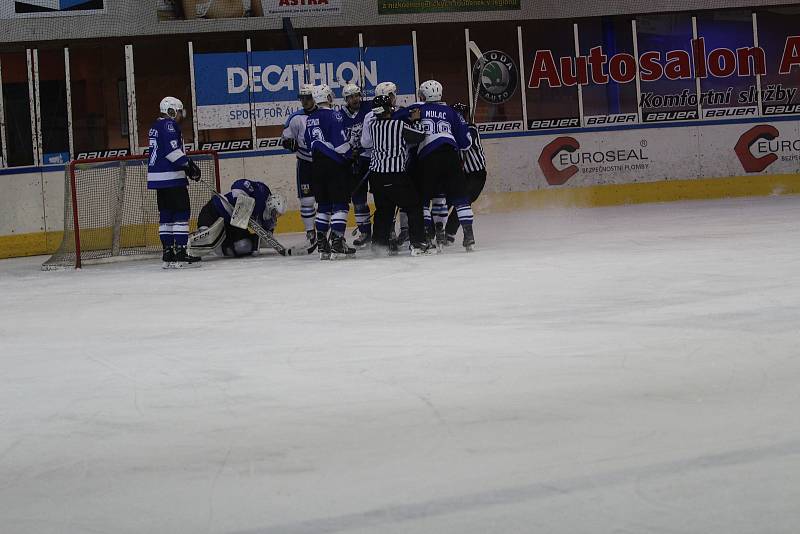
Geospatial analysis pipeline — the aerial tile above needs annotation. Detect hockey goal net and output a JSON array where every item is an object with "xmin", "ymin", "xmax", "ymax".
[{"xmin": 42, "ymin": 151, "xmax": 220, "ymax": 270}]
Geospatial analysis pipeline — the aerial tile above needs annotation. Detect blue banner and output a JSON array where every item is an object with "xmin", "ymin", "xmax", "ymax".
[{"xmin": 194, "ymin": 45, "xmax": 416, "ymax": 129}]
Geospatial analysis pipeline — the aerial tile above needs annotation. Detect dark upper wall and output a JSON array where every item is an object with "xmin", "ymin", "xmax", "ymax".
[{"xmin": 0, "ymin": 0, "xmax": 794, "ymax": 45}]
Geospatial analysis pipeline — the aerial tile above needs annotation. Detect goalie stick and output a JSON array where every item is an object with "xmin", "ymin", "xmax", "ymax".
[{"xmin": 193, "ymin": 181, "xmax": 316, "ymax": 257}]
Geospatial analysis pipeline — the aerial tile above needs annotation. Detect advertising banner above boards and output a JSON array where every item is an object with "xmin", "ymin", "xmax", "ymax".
[
  {"xmin": 1, "ymin": 0, "xmax": 103, "ymax": 17},
  {"xmin": 377, "ymin": 0, "xmax": 519, "ymax": 14},
  {"xmin": 157, "ymin": 0, "xmax": 340, "ymax": 20},
  {"xmin": 521, "ymin": 17, "xmax": 800, "ymax": 132},
  {"xmin": 193, "ymin": 46, "xmax": 416, "ymax": 130}
]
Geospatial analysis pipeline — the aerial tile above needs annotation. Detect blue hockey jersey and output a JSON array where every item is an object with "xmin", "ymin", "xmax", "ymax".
[
  {"xmin": 395, "ymin": 102, "xmax": 471, "ymax": 159},
  {"xmin": 147, "ymin": 117, "xmax": 188, "ymax": 189},
  {"xmin": 212, "ymin": 179, "xmax": 275, "ymax": 231},
  {"xmin": 281, "ymin": 109, "xmax": 312, "ymax": 162},
  {"xmin": 304, "ymin": 107, "xmax": 351, "ymax": 165},
  {"xmin": 340, "ymin": 104, "xmax": 369, "ymax": 155}
]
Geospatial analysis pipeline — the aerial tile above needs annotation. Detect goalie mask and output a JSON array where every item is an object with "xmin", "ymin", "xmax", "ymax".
[
  {"xmin": 160, "ymin": 96, "xmax": 186, "ymax": 120},
  {"xmin": 265, "ymin": 193, "xmax": 287, "ymax": 222}
]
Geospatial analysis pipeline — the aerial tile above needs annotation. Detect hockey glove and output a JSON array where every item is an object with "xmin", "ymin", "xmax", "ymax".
[
  {"xmin": 281, "ymin": 138, "xmax": 298, "ymax": 152},
  {"xmin": 185, "ymin": 159, "xmax": 202, "ymax": 181}
]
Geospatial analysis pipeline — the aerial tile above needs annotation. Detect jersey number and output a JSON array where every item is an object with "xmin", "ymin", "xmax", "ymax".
[
  {"xmin": 420, "ymin": 119, "xmax": 452, "ymax": 136},
  {"xmin": 148, "ymin": 139, "xmax": 158, "ymax": 166}
]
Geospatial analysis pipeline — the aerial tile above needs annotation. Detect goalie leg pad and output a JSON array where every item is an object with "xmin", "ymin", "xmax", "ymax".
[{"xmin": 188, "ymin": 217, "xmax": 226, "ymax": 257}]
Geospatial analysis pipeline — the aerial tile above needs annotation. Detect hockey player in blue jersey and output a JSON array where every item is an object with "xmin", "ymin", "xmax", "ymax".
[
  {"xmin": 280, "ymin": 83, "xmax": 317, "ymax": 250},
  {"xmin": 395, "ymin": 80, "xmax": 476, "ymax": 251},
  {"xmin": 147, "ymin": 96, "xmax": 203, "ymax": 268},
  {"xmin": 189, "ymin": 179, "xmax": 286, "ymax": 258},
  {"xmin": 304, "ymin": 84, "xmax": 356, "ymax": 260},
  {"xmin": 448, "ymin": 103, "xmax": 487, "ymax": 246},
  {"xmin": 340, "ymin": 83, "xmax": 372, "ymax": 247}
]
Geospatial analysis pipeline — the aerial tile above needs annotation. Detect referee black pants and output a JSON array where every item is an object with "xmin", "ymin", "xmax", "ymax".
[{"xmin": 370, "ymin": 171, "xmax": 426, "ymax": 247}]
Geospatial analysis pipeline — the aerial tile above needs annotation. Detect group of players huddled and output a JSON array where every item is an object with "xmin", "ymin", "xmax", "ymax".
[{"xmin": 146, "ymin": 78, "xmax": 486, "ymax": 268}]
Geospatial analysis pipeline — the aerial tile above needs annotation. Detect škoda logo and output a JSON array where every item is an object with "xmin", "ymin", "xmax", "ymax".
[
  {"xmin": 735, "ymin": 125, "xmax": 780, "ymax": 173},
  {"xmin": 538, "ymin": 136, "xmax": 580, "ymax": 185}
]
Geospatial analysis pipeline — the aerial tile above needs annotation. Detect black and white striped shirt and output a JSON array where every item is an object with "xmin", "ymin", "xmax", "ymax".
[
  {"xmin": 462, "ymin": 124, "xmax": 486, "ymax": 173},
  {"xmin": 363, "ymin": 119, "xmax": 426, "ymax": 173}
]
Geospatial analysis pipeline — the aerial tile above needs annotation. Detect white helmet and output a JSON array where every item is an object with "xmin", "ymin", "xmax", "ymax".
[
  {"xmin": 312, "ymin": 84, "xmax": 334, "ymax": 106},
  {"xmin": 298, "ymin": 84, "xmax": 314, "ymax": 97},
  {"xmin": 342, "ymin": 84, "xmax": 361, "ymax": 98},
  {"xmin": 160, "ymin": 96, "xmax": 185, "ymax": 119},
  {"xmin": 419, "ymin": 80, "xmax": 443, "ymax": 102},
  {"xmin": 375, "ymin": 81, "xmax": 397, "ymax": 97},
  {"xmin": 265, "ymin": 192, "xmax": 287, "ymax": 220}
]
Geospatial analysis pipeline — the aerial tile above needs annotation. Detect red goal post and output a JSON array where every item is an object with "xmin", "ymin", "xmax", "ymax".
[{"xmin": 42, "ymin": 150, "xmax": 221, "ymax": 270}]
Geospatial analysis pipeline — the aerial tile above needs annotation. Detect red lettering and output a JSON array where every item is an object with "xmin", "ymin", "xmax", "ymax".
[
  {"xmin": 559, "ymin": 56, "xmax": 588, "ymax": 86},
  {"xmin": 639, "ymin": 51, "xmax": 663, "ymax": 82},
  {"xmin": 737, "ymin": 46, "xmax": 766, "ymax": 76},
  {"xmin": 779, "ymin": 36, "xmax": 800, "ymax": 74},
  {"xmin": 708, "ymin": 48, "xmax": 737, "ymax": 77},
  {"xmin": 608, "ymin": 53, "xmax": 636, "ymax": 83},
  {"xmin": 664, "ymin": 50, "xmax": 692, "ymax": 80},
  {"xmin": 692, "ymin": 37, "xmax": 707, "ymax": 78},
  {"xmin": 529, "ymin": 50, "xmax": 562, "ymax": 88},
  {"xmin": 587, "ymin": 46, "xmax": 608, "ymax": 84}
]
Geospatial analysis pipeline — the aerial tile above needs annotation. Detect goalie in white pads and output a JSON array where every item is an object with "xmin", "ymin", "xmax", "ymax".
[{"xmin": 190, "ymin": 179, "xmax": 286, "ymax": 258}]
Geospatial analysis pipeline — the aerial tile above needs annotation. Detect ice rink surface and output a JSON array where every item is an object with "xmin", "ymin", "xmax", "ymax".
[{"xmin": 1, "ymin": 196, "xmax": 799, "ymax": 534}]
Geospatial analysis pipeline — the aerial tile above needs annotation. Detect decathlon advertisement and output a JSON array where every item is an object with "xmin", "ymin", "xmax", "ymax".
[{"xmin": 193, "ymin": 46, "xmax": 416, "ymax": 130}]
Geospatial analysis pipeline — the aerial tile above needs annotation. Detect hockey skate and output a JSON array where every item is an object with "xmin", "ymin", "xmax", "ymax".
[
  {"xmin": 410, "ymin": 241, "xmax": 435, "ymax": 256},
  {"xmin": 434, "ymin": 222, "xmax": 447, "ymax": 252},
  {"xmin": 445, "ymin": 233, "xmax": 456, "ymax": 246},
  {"xmin": 353, "ymin": 228, "xmax": 372, "ymax": 248},
  {"xmin": 395, "ymin": 227, "xmax": 409, "ymax": 245},
  {"xmin": 424, "ymin": 225, "xmax": 439, "ymax": 254},
  {"xmin": 370, "ymin": 239, "xmax": 399, "ymax": 257},
  {"xmin": 330, "ymin": 232, "xmax": 357, "ymax": 260},
  {"xmin": 161, "ymin": 246, "xmax": 176, "ymax": 269},
  {"xmin": 173, "ymin": 246, "xmax": 202, "ymax": 268},
  {"xmin": 305, "ymin": 230, "xmax": 318, "ymax": 248},
  {"xmin": 317, "ymin": 231, "xmax": 331, "ymax": 260},
  {"xmin": 462, "ymin": 225, "xmax": 476, "ymax": 252}
]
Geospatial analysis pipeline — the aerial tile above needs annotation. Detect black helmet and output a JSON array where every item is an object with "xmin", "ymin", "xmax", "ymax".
[
  {"xmin": 452, "ymin": 102, "xmax": 469, "ymax": 117},
  {"xmin": 372, "ymin": 95, "xmax": 392, "ymax": 115}
]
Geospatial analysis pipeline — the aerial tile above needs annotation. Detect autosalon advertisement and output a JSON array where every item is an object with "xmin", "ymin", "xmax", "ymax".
[{"xmin": 193, "ymin": 46, "xmax": 415, "ymax": 129}]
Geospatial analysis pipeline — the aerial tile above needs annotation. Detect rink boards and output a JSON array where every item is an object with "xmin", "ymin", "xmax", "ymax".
[{"xmin": 3, "ymin": 117, "xmax": 800, "ymax": 259}]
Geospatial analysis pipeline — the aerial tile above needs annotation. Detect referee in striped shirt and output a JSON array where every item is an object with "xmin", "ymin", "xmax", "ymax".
[
  {"xmin": 360, "ymin": 95, "xmax": 430, "ymax": 255},
  {"xmin": 447, "ymin": 103, "xmax": 487, "ymax": 242}
]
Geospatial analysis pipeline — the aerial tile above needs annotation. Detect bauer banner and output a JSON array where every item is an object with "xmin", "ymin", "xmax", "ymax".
[{"xmin": 193, "ymin": 46, "xmax": 416, "ymax": 130}]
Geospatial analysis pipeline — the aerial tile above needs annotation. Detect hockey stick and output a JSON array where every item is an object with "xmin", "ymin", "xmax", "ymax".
[
  {"xmin": 349, "ymin": 169, "xmax": 371, "ymax": 198},
  {"xmin": 194, "ymin": 181, "xmax": 316, "ymax": 257},
  {"xmin": 468, "ymin": 41, "xmax": 487, "ymax": 125}
]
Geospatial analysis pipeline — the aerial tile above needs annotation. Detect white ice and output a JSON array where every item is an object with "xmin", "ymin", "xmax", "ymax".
[{"xmin": 1, "ymin": 196, "xmax": 799, "ymax": 534}]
